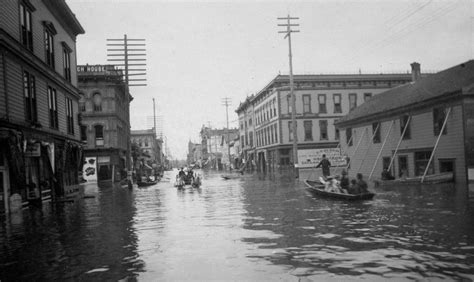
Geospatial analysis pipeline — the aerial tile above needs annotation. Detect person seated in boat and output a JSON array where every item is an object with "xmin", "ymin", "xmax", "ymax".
[
  {"xmin": 323, "ymin": 177, "xmax": 342, "ymax": 193},
  {"xmin": 347, "ymin": 179, "xmax": 361, "ymax": 195},
  {"xmin": 381, "ymin": 168, "xmax": 395, "ymax": 180},
  {"xmin": 187, "ymin": 169, "xmax": 194, "ymax": 181},
  {"xmin": 340, "ymin": 170, "xmax": 350, "ymax": 191},
  {"xmin": 178, "ymin": 167, "xmax": 186, "ymax": 179},
  {"xmin": 356, "ymin": 173, "xmax": 369, "ymax": 194}
]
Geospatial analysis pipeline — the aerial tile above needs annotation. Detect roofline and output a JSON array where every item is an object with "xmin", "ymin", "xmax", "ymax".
[{"xmin": 43, "ymin": 0, "xmax": 85, "ymax": 35}]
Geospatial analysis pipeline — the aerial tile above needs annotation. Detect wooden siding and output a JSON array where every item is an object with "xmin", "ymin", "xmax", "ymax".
[
  {"xmin": 0, "ymin": 0, "xmax": 20, "ymax": 42},
  {"xmin": 0, "ymin": 53, "xmax": 5, "ymax": 116},
  {"xmin": 341, "ymin": 104, "xmax": 466, "ymax": 183},
  {"xmin": 5, "ymin": 57, "xmax": 24, "ymax": 122}
]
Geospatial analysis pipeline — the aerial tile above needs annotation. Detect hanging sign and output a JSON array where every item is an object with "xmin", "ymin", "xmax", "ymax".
[{"xmin": 297, "ymin": 148, "xmax": 347, "ymax": 168}]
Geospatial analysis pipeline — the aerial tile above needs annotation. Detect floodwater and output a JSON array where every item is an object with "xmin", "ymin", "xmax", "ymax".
[{"xmin": 1, "ymin": 169, "xmax": 474, "ymax": 281}]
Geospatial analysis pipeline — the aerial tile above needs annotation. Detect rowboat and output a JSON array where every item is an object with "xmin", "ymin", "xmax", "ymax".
[
  {"xmin": 304, "ymin": 180, "xmax": 375, "ymax": 201},
  {"xmin": 373, "ymin": 172, "xmax": 453, "ymax": 187},
  {"xmin": 137, "ymin": 180, "xmax": 159, "ymax": 187}
]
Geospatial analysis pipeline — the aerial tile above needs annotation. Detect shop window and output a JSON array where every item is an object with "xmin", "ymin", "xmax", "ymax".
[
  {"xmin": 319, "ymin": 120, "xmax": 328, "ymax": 140},
  {"xmin": 414, "ymin": 151, "xmax": 434, "ymax": 176}
]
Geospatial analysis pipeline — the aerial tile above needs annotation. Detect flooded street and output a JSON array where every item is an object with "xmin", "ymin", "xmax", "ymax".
[{"xmin": 1, "ymin": 169, "xmax": 474, "ymax": 281}]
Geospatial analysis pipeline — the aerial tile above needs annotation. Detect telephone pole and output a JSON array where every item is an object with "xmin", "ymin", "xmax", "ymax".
[
  {"xmin": 222, "ymin": 97, "xmax": 232, "ymax": 170},
  {"xmin": 106, "ymin": 34, "xmax": 147, "ymax": 185},
  {"xmin": 278, "ymin": 15, "xmax": 299, "ymax": 178}
]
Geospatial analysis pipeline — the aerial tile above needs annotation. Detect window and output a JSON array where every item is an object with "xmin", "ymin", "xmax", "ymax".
[
  {"xmin": 287, "ymin": 95, "xmax": 292, "ymax": 114},
  {"xmin": 349, "ymin": 93, "xmax": 357, "ymax": 110},
  {"xmin": 248, "ymin": 118, "xmax": 252, "ymax": 126},
  {"xmin": 240, "ymin": 122, "xmax": 243, "ymax": 130},
  {"xmin": 80, "ymin": 125, "xmax": 87, "ymax": 142},
  {"xmin": 364, "ymin": 93, "xmax": 372, "ymax": 102},
  {"xmin": 398, "ymin": 155, "xmax": 408, "ymax": 178},
  {"xmin": 66, "ymin": 97, "xmax": 74, "ymax": 134},
  {"xmin": 400, "ymin": 115, "xmax": 411, "ymax": 139},
  {"xmin": 433, "ymin": 107, "xmax": 447, "ymax": 136},
  {"xmin": 20, "ymin": 2, "xmax": 34, "ymax": 50},
  {"xmin": 304, "ymin": 120, "xmax": 313, "ymax": 141},
  {"xmin": 274, "ymin": 124, "xmax": 278, "ymax": 143},
  {"xmin": 145, "ymin": 139, "xmax": 148, "ymax": 147},
  {"xmin": 241, "ymin": 136, "xmax": 245, "ymax": 147},
  {"xmin": 245, "ymin": 133, "xmax": 249, "ymax": 146},
  {"xmin": 319, "ymin": 120, "xmax": 328, "ymax": 140},
  {"xmin": 93, "ymin": 93, "xmax": 102, "ymax": 111},
  {"xmin": 414, "ymin": 151, "xmax": 434, "ymax": 176},
  {"xmin": 333, "ymin": 94, "xmax": 342, "ymax": 113},
  {"xmin": 346, "ymin": 128, "xmax": 353, "ymax": 146},
  {"xmin": 48, "ymin": 86, "xmax": 58, "ymax": 129},
  {"xmin": 95, "ymin": 125, "xmax": 104, "ymax": 146},
  {"xmin": 249, "ymin": 132, "xmax": 253, "ymax": 147},
  {"xmin": 303, "ymin": 94, "xmax": 311, "ymax": 114},
  {"xmin": 23, "ymin": 71, "xmax": 37, "ymax": 122},
  {"xmin": 335, "ymin": 128, "xmax": 340, "ymax": 140},
  {"xmin": 44, "ymin": 24, "xmax": 56, "ymax": 68},
  {"xmin": 270, "ymin": 126, "xmax": 274, "ymax": 143},
  {"xmin": 80, "ymin": 102, "xmax": 85, "ymax": 112},
  {"xmin": 372, "ymin": 122, "xmax": 381, "ymax": 143},
  {"xmin": 318, "ymin": 94, "xmax": 327, "ymax": 113},
  {"xmin": 288, "ymin": 121, "xmax": 297, "ymax": 142},
  {"xmin": 62, "ymin": 43, "xmax": 72, "ymax": 82}
]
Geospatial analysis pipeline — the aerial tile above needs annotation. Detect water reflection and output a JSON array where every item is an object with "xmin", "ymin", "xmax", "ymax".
[
  {"xmin": 0, "ymin": 182, "xmax": 143, "ymax": 281},
  {"xmin": 0, "ymin": 170, "xmax": 473, "ymax": 280}
]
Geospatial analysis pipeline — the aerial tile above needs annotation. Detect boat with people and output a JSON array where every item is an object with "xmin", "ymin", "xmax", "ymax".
[
  {"xmin": 175, "ymin": 168, "xmax": 202, "ymax": 189},
  {"xmin": 304, "ymin": 179, "xmax": 375, "ymax": 200}
]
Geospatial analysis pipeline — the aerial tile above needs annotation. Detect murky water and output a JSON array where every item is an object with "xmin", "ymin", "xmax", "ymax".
[{"xmin": 1, "ymin": 169, "xmax": 473, "ymax": 281}]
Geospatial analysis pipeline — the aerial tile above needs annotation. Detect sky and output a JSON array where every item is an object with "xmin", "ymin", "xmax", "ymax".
[{"xmin": 67, "ymin": 0, "xmax": 472, "ymax": 160}]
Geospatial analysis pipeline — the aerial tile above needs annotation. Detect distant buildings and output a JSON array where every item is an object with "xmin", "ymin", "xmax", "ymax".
[
  {"xmin": 236, "ymin": 71, "xmax": 414, "ymax": 172},
  {"xmin": 77, "ymin": 64, "xmax": 132, "ymax": 182},
  {"xmin": 336, "ymin": 61, "xmax": 474, "ymax": 184},
  {"xmin": 199, "ymin": 126, "xmax": 239, "ymax": 170},
  {"xmin": 131, "ymin": 129, "xmax": 163, "ymax": 177},
  {"xmin": 0, "ymin": 0, "xmax": 84, "ymax": 212}
]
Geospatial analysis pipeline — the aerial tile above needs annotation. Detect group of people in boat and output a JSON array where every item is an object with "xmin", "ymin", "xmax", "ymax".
[
  {"xmin": 176, "ymin": 167, "xmax": 201, "ymax": 187},
  {"xmin": 316, "ymin": 154, "xmax": 369, "ymax": 195}
]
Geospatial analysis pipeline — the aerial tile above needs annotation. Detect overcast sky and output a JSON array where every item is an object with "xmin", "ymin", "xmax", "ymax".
[{"xmin": 68, "ymin": 0, "xmax": 472, "ymax": 160}]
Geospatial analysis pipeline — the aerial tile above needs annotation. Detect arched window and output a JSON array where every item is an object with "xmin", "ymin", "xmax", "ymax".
[
  {"xmin": 95, "ymin": 124, "xmax": 104, "ymax": 146},
  {"xmin": 93, "ymin": 92, "xmax": 102, "ymax": 111}
]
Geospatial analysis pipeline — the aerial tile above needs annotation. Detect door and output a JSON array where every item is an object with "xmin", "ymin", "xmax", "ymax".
[{"xmin": 398, "ymin": 155, "xmax": 408, "ymax": 178}]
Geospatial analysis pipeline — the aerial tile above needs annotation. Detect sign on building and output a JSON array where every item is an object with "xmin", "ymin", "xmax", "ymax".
[
  {"xmin": 82, "ymin": 157, "xmax": 98, "ymax": 183},
  {"xmin": 297, "ymin": 148, "xmax": 347, "ymax": 168}
]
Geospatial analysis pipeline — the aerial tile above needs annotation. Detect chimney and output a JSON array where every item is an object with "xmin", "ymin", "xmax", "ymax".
[{"xmin": 411, "ymin": 62, "xmax": 421, "ymax": 82}]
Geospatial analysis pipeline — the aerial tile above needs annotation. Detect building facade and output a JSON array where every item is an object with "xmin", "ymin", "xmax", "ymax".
[
  {"xmin": 77, "ymin": 64, "xmax": 132, "ymax": 182},
  {"xmin": 237, "ymin": 72, "xmax": 415, "ymax": 172},
  {"xmin": 336, "ymin": 61, "xmax": 474, "ymax": 184},
  {"xmin": 0, "ymin": 0, "xmax": 84, "ymax": 212},
  {"xmin": 131, "ymin": 129, "xmax": 161, "ymax": 176},
  {"xmin": 236, "ymin": 95, "xmax": 256, "ymax": 171}
]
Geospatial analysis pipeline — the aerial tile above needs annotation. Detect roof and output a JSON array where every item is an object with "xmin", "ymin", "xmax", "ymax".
[{"xmin": 336, "ymin": 60, "xmax": 474, "ymax": 126}]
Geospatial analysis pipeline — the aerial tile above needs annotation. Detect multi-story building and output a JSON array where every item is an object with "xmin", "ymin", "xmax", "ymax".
[
  {"xmin": 199, "ymin": 126, "xmax": 238, "ymax": 170},
  {"xmin": 0, "ymin": 0, "xmax": 84, "ymax": 212},
  {"xmin": 131, "ymin": 129, "xmax": 161, "ymax": 174},
  {"xmin": 235, "ymin": 95, "xmax": 256, "ymax": 171},
  {"xmin": 336, "ymin": 61, "xmax": 474, "ymax": 184},
  {"xmin": 238, "ymin": 71, "xmax": 416, "ymax": 172},
  {"xmin": 77, "ymin": 64, "xmax": 132, "ymax": 182},
  {"xmin": 187, "ymin": 141, "xmax": 202, "ymax": 166}
]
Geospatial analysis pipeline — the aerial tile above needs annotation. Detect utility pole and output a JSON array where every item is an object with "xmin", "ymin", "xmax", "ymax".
[
  {"xmin": 278, "ymin": 15, "xmax": 300, "ymax": 178},
  {"xmin": 222, "ymin": 97, "xmax": 232, "ymax": 170},
  {"xmin": 106, "ymin": 34, "xmax": 147, "ymax": 186}
]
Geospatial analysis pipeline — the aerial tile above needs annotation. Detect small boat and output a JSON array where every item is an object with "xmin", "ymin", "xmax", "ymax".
[
  {"xmin": 137, "ymin": 180, "xmax": 159, "ymax": 187},
  {"xmin": 373, "ymin": 172, "xmax": 453, "ymax": 187},
  {"xmin": 304, "ymin": 180, "xmax": 375, "ymax": 201}
]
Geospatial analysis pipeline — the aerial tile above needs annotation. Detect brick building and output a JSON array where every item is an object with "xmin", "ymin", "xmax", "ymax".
[{"xmin": 77, "ymin": 64, "xmax": 132, "ymax": 182}]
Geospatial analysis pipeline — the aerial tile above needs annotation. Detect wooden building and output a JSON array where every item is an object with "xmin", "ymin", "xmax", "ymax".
[
  {"xmin": 336, "ymin": 61, "xmax": 474, "ymax": 184},
  {"xmin": 0, "ymin": 0, "xmax": 85, "ymax": 212}
]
